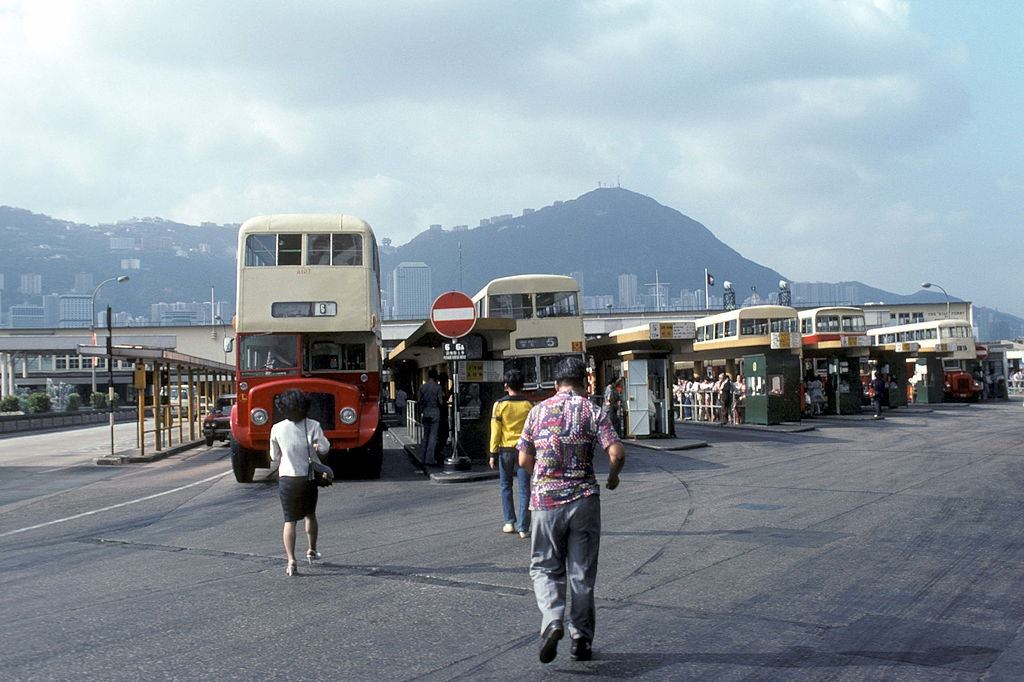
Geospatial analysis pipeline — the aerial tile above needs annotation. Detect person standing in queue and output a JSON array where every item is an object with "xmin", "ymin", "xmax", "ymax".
[
  {"xmin": 417, "ymin": 369, "xmax": 444, "ymax": 467},
  {"xmin": 518, "ymin": 356, "xmax": 626, "ymax": 664},
  {"xmin": 870, "ymin": 371, "xmax": 886, "ymax": 419},
  {"xmin": 269, "ymin": 389, "xmax": 331, "ymax": 576},
  {"xmin": 488, "ymin": 369, "xmax": 534, "ymax": 538}
]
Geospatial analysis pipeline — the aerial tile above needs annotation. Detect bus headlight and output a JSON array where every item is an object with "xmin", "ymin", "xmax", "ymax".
[
  {"xmin": 339, "ymin": 407, "xmax": 357, "ymax": 425},
  {"xmin": 251, "ymin": 408, "xmax": 269, "ymax": 426}
]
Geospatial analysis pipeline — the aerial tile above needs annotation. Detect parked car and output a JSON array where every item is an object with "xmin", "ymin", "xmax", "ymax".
[{"xmin": 204, "ymin": 394, "xmax": 236, "ymax": 446}]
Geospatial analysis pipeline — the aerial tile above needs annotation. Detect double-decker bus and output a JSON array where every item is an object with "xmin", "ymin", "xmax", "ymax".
[
  {"xmin": 866, "ymin": 319, "xmax": 979, "ymax": 401},
  {"xmin": 798, "ymin": 307, "xmax": 869, "ymax": 348},
  {"xmin": 227, "ymin": 214, "xmax": 384, "ymax": 482},
  {"xmin": 693, "ymin": 305, "xmax": 801, "ymax": 354},
  {"xmin": 471, "ymin": 274, "xmax": 585, "ymax": 398},
  {"xmin": 866, "ymin": 319, "xmax": 976, "ymax": 361}
]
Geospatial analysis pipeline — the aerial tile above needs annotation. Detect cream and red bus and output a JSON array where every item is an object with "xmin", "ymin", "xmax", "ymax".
[
  {"xmin": 227, "ymin": 214, "xmax": 384, "ymax": 481},
  {"xmin": 471, "ymin": 274, "xmax": 585, "ymax": 398}
]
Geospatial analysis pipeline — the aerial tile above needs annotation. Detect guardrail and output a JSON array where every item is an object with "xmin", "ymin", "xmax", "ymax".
[
  {"xmin": 0, "ymin": 408, "xmax": 138, "ymax": 434},
  {"xmin": 405, "ymin": 399, "xmax": 423, "ymax": 444},
  {"xmin": 1009, "ymin": 379, "xmax": 1024, "ymax": 398}
]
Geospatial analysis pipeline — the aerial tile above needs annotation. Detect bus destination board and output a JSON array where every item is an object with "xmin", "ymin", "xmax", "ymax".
[{"xmin": 271, "ymin": 301, "xmax": 338, "ymax": 318}]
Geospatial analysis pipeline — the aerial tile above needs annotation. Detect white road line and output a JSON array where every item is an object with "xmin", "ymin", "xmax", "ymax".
[{"xmin": 0, "ymin": 470, "xmax": 231, "ymax": 539}]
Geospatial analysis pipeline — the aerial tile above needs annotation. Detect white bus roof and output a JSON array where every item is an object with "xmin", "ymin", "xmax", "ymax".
[
  {"xmin": 472, "ymin": 274, "xmax": 580, "ymax": 301},
  {"xmin": 239, "ymin": 214, "xmax": 374, "ymax": 236},
  {"xmin": 696, "ymin": 305, "xmax": 798, "ymax": 326}
]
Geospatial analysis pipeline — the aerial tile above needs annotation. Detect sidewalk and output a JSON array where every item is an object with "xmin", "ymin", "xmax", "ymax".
[
  {"xmin": 386, "ymin": 424, "xmax": 498, "ymax": 484},
  {"xmin": 629, "ymin": 436, "xmax": 708, "ymax": 452}
]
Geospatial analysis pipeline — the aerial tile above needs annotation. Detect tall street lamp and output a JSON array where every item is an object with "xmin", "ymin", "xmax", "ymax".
[
  {"xmin": 91, "ymin": 276, "xmax": 130, "ymax": 392},
  {"xmin": 920, "ymin": 282, "xmax": 950, "ymax": 319}
]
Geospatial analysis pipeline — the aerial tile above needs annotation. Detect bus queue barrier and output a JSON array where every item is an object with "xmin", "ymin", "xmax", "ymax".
[
  {"xmin": 1009, "ymin": 379, "xmax": 1024, "ymax": 399},
  {"xmin": 404, "ymin": 399, "xmax": 423, "ymax": 444},
  {"xmin": 674, "ymin": 388, "xmax": 744, "ymax": 424}
]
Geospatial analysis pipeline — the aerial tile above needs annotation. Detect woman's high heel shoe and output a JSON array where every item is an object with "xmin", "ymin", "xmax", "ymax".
[
  {"xmin": 286, "ymin": 560, "xmax": 298, "ymax": 576},
  {"xmin": 306, "ymin": 550, "xmax": 322, "ymax": 565}
]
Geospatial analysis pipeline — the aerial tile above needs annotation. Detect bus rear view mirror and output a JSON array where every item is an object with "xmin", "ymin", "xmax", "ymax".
[{"xmin": 223, "ymin": 337, "xmax": 234, "ymax": 354}]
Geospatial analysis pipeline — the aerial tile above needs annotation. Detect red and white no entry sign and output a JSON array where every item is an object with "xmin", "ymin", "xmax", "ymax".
[{"xmin": 430, "ymin": 291, "xmax": 477, "ymax": 339}]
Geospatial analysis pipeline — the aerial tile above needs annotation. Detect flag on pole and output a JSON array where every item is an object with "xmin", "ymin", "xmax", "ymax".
[{"xmin": 706, "ymin": 272, "xmax": 715, "ymax": 286}]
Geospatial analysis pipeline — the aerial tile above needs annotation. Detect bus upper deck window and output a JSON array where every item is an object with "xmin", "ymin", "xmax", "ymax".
[
  {"xmin": 490, "ymin": 294, "xmax": 532, "ymax": 319},
  {"xmin": 278, "ymin": 234, "xmax": 302, "ymax": 266},
  {"xmin": 245, "ymin": 234, "xmax": 277, "ymax": 266},
  {"xmin": 332, "ymin": 234, "xmax": 363, "ymax": 266},
  {"xmin": 307, "ymin": 234, "xmax": 332, "ymax": 265},
  {"xmin": 536, "ymin": 291, "xmax": 579, "ymax": 318}
]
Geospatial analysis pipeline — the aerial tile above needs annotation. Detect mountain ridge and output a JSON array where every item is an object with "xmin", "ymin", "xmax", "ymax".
[{"xmin": 1, "ymin": 192, "xmax": 1021, "ymax": 340}]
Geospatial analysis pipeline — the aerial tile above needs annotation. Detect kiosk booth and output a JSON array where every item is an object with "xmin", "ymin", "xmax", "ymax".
[{"xmin": 588, "ymin": 322, "xmax": 696, "ymax": 438}]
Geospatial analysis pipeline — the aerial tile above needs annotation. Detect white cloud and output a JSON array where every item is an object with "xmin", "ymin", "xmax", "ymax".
[{"xmin": 0, "ymin": 0, "xmax": 1018, "ymax": 314}]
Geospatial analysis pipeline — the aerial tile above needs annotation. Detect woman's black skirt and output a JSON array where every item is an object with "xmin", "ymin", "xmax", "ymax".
[{"xmin": 279, "ymin": 475, "xmax": 318, "ymax": 522}]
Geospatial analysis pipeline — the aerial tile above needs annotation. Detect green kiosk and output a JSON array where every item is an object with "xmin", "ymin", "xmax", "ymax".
[{"xmin": 743, "ymin": 351, "xmax": 802, "ymax": 425}]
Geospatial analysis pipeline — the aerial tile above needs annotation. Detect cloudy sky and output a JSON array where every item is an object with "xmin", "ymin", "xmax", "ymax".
[{"xmin": 2, "ymin": 1, "xmax": 1021, "ymax": 315}]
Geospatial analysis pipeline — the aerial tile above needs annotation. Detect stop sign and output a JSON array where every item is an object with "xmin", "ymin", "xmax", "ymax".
[{"xmin": 430, "ymin": 291, "xmax": 477, "ymax": 339}]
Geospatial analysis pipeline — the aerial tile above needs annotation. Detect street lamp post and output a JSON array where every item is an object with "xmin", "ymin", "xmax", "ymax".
[
  {"xmin": 921, "ymin": 282, "xmax": 950, "ymax": 319},
  {"xmin": 91, "ymin": 276, "xmax": 130, "ymax": 393}
]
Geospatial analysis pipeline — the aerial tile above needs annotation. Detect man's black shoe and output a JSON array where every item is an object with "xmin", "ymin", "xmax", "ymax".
[
  {"xmin": 539, "ymin": 622, "xmax": 563, "ymax": 664},
  {"xmin": 570, "ymin": 637, "xmax": 592, "ymax": 661}
]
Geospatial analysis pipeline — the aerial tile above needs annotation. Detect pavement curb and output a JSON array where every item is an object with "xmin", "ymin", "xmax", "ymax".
[
  {"xmin": 94, "ymin": 438, "xmax": 206, "ymax": 466},
  {"xmin": 677, "ymin": 421, "xmax": 815, "ymax": 434}
]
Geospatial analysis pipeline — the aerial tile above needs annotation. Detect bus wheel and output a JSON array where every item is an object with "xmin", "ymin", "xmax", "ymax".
[
  {"xmin": 230, "ymin": 439, "xmax": 256, "ymax": 483},
  {"xmin": 363, "ymin": 428, "xmax": 384, "ymax": 479}
]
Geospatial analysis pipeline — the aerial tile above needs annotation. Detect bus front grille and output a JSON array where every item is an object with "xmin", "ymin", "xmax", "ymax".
[{"xmin": 271, "ymin": 391, "xmax": 336, "ymax": 430}]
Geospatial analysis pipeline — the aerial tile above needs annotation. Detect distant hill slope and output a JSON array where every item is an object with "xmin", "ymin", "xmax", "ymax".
[
  {"xmin": 0, "ymin": 206, "xmax": 237, "ymax": 317},
  {"xmin": 2, "ymin": 193, "xmax": 1021, "ymax": 340},
  {"xmin": 381, "ymin": 187, "xmax": 789, "ymax": 298}
]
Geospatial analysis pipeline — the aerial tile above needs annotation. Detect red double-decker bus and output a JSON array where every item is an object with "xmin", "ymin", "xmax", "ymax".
[{"xmin": 226, "ymin": 214, "xmax": 384, "ymax": 481}]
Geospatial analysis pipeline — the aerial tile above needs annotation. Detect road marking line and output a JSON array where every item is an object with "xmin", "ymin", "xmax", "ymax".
[{"xmin": 0, "ymin": 470, "xmax": 231, "ymax": 539}]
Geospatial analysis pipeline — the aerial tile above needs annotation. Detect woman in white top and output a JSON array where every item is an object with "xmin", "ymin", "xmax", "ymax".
[{"xmin": 270, "ymin": 389, "xmax": 331, "ymax": 576}]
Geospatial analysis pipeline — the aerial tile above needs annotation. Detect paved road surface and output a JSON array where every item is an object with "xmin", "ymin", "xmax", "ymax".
[{"xmin": 1, "ymin": 404, "xmax": 1023, "ymax": 680}]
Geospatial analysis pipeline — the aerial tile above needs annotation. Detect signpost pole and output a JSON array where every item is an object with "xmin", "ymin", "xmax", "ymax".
[{"xmin": 429, "ymin": 291, "xmax": 476, "ymax": 473}]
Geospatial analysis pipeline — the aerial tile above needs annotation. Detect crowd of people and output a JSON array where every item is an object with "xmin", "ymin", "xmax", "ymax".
[{"xmin": 671, "ymin": 373, "xmax": 745, "ymax": 425}]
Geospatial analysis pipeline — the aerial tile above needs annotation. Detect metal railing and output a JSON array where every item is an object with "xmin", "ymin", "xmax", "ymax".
[{"xmin": 404, "ymin": 399, "xmax": 422, "ymax": 444}]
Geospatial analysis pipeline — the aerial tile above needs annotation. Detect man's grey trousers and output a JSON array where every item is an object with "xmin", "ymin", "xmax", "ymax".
[{"xmin": 529, "ymin": 494, "xmax": 601, "ymax": 641}]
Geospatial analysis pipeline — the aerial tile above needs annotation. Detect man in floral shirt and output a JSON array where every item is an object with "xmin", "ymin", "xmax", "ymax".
[{"xmin": 518, "ymin": 357, "xmax": 625, "ymax": 664}]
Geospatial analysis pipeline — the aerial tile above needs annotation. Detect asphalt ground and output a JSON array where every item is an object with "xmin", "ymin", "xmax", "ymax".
[{"xmin": 1, "ymin": 403, "xmax": 1023, "ymax": 680}]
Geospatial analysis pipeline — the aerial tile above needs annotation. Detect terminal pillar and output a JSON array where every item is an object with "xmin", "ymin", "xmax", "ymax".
[
  {"xmin": 913, "ymin": 357, "xmax": 945, "ymax": 404},
  {"xmin": 829, "ymin": 356, "xmax": 863, "ymax": 415}
]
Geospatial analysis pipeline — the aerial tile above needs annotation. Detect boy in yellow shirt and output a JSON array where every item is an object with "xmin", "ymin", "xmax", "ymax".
[{"xmin": 489, "ymin": 369, "xmax": 533, "ymax": 538}]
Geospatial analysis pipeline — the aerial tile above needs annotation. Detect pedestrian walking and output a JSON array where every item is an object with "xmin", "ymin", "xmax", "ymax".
[
  {"xmin": 488, "ymin": 369, "xmax": 534, "ymax": 538},
  {"xmin": 602, "ymin": 378, "xmax": 622, "ymax": 436},
  {"xmin": 394, "ymin": 385, "xmax": 408, "ymax": 420},
  {"xmin": 269, "ymin": 389, "xmax": 332, "ymax": 576},
  {"xmin": 518, "ymin": 356, "xmax": 626, "ymax": 664},
  {"xmin": 417, "ymin": 369, "xmax": 444, "ymax": 467}
]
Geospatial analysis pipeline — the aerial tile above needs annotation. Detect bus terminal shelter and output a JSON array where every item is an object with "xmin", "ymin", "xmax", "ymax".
[
  {"xmin": 387, "ymin": 317, "xmax": 516, "ymax": 462},
  {"xmin": 588, "ymin": 322, "xmax": 696, "ymax": 438},
  {"xmin": 78, "ymin": 344, "xmax": 233, "ymax": 459}
]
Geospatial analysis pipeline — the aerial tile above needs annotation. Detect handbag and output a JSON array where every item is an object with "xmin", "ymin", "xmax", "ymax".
[{"xmin": 304, "ymin": 421, "xmax": 334, "ymax": 487}]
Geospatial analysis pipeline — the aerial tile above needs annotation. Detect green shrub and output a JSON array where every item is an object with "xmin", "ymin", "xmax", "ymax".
[
  {"xmin": 65, "ymin": 393, "xmax": 81, "ymax": 412},
  {"xmin": 90, "ymin": 392, "xmax": 107, "ymax": 409},
  {"xmin": 0, "ymin": 395, "xmax": 20, "ymax": 412},
  {"xmin": 25, "ymin": 392, "xmax": 51, "ymax": 414}
]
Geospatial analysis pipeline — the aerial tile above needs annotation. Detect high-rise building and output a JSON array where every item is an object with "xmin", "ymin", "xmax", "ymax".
[
  {"xmin": 9, "ymin": 304, "xmax": 44, "ymax": 328},
  {"xmin": 392, "ymin": 262, "xmax": 431, "ymax": 319},
  {"xmin": 19, "ymin": 273, "xmax": 42, "ymax": 295},
  {"xmin": 618, "ymin": 273, "xmax": 638, "ymax": 309},
  {"xmin": 59, "ymin": 294, "xmax": 91, "ymax": 328}
]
